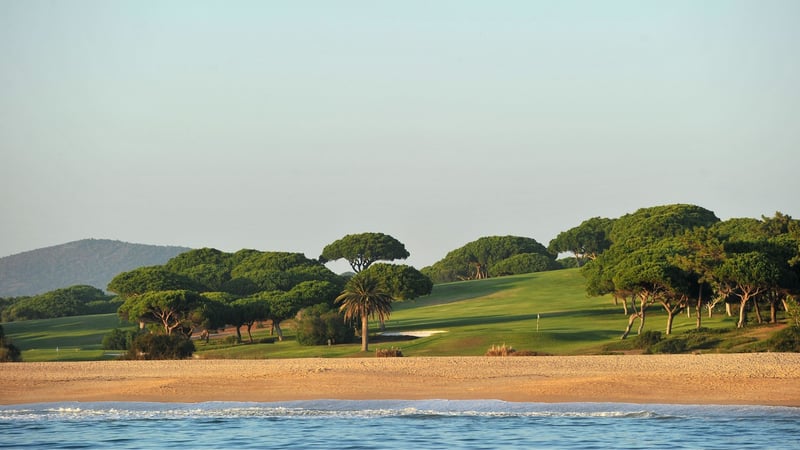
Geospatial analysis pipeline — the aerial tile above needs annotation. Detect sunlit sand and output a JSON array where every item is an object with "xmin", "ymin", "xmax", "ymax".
[{"xmin": 3, "ymin": 354, "xmax": 799, "ymax": 406}]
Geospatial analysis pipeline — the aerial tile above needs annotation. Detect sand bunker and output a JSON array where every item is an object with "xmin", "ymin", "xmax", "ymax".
[{"xmin": 380, "ymin": 330, "xmax": 447, "ymax": 337}]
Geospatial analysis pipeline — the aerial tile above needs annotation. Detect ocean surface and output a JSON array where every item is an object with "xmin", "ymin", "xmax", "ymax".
[{"xmin": 1, "ymin": 400, "xmax": 799, "ymax": 449}]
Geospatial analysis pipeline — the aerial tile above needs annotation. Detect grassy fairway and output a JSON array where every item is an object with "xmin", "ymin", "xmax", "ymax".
[
  {"xmin": 2, "ymin": 269, "xmax": 757, "ymax": 361},
  {"xmin": 198, "ymin": 268, "xmax": 743, "ymax": 358},
  {"xmin": 2, "ymin": 314, "xmax": 135, "ymax": 361},
  {"xmin": 387, "ymin": 269, "xmax": 621, "ymax": 355}
]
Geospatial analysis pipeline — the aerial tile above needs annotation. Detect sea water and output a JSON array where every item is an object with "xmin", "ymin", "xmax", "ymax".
[{"xmin": 1, "ymin": 400, "xmax": 799, "ymax": 449}]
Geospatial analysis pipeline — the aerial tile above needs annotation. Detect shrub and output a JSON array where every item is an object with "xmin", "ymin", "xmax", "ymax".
[
  {"xmin": 102, "ymin": 328, "xmax": 138, "ymax": 350},
  {"xmin": 785, "ymin": 298, "xmax": 800, "ymax": 327},
  {"xmin": 652, "ymin": 338, "xmax": 688, "ymax": 354},
  {"xmin": 556, "ymin": 257, "xmax": 579, "ymax": 269},
  {"xmin": 375, "ymin": 347, "xmax": 403, "ymax": 357},
  {"xmin": 295, "ymin": 303, "xmax": 354, "ymax": 346},
  {"xmin": 485, "ymin": 343, "xmax": 515, "ymax": 356},
  {"xmin": 635, "ymin": 330, "xmax": 662, "ymax": 350},
  {"xmin": 126, "ymin": 333, "xmax": 195, "ymax": 360},
  {"xmin": 765, "ymin": 326, "xmax": 800, "ymax": 352},
  {"xmin": 0, "ymin": 285, "xmax": 114, "ymax": 322},
  {"xmin": 0, "ymin": 345, "xmax": 22, "ymax": 362},
  {"xmin": 84, "ymin": 298, "xmax": 123, "ymax": 315},
  {"xmin": 681, "ymin": 328, "xmax": 725, "ymax": 351},
  {"xmin": 0, "ymin": 324, "xmax": 22, "ymax": 362},
  {"xmin": 490, "ymin": 253, "xmax": 559, "ymax": 277}
]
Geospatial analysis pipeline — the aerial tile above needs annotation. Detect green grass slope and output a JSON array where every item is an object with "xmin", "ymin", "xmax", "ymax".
[
  {"xmin": 2, "ymin": 313, "xmax": 134, "ymax": 361},
  {"xmin": 198, "ymin": 268, "xmax": 752, "ymax": 358},
  {"xmin": 2, "ymin": 269, "xmax": 780, "ymax": 361}
]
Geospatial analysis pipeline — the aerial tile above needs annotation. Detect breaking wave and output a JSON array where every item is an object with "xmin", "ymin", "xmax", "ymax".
[{"xmin": 2, "ymin": 400, "xmax": 798, "ymax": 449}]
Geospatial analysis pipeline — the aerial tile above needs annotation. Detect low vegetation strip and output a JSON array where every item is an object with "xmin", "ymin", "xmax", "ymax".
[{"xmin": 3, "ymin": 269, "xmax": 795, "ymax": 361}]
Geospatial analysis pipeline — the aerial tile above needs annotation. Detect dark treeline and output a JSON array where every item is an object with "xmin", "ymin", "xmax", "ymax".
[
  {"xmin": 106, "ymin": 233, "xmax": 433, "ymax": 357},
  {"xmin": 4, "ymin": 204, "xmax": 800, "ymax": 355},
  {"xmin": 109, "ymin": 249, "xmax": 346, "ymax": 344},
  {"xmin": 0, "ymin": 285, "xmax": 120, "ymax": 322},
  {"xmin": 421, "ymin": 236, "xmax": 565, "ymax": 283}
]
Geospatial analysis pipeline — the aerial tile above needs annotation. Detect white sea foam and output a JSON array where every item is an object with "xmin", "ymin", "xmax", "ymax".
[
  {"xmin": 2, "ymin": 401, "xmax": 799, "ymax": 450},
  {"xmin": 1, "ymin": 400, "xmax": 797, "ymax": 422}
]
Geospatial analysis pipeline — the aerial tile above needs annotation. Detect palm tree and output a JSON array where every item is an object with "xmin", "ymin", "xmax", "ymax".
[{"xmin": 335, "ymin": 274, "xmax": 394, "ymax": 352}]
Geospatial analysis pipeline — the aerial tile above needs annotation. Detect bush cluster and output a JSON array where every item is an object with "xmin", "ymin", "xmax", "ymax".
[
  {"xmin": 375, "ymin": 347, "xmax": 403, "ymax": 357},
  {"xmin": 125, "ymin": 333, "xmax": 195, "ymax": 360},
  {"xmin": 651, "ymin": 338, "xmax": 688, "ymax": 354},
  {"xmin": 485, "ymin": 344, "xmax": 540, "ymax": 356},
  {"xmin": 766, "ymin": 326, "xmax": 800, "ymax": 352},
  {"xmin": 632, "ymin": 328, "xmax": 732, "ymax": 354},
  {"xmin": 294, "ymin": 304, "xmax": 354, "ymax": 346},
  {"xmin": 222, "ymin": 335, "xmax": 240, "ymax": 345},
  {"xmin": 102, "ymin": 328, "xmax": 138, "ymax": 350},
  {"xmin": 1, "ymin": 285, "xmax": 120, "ymax": 322},
  {"xmin": 486, "ymin": 343, "xmax": 515, "ymax": 356},
  {"xmin": 0, "ymin": 324, "xmax": 22, "ymax": 362},
  {"xmin": 634, "ymin": 330, "xmax": 662, "ymax": 350}
]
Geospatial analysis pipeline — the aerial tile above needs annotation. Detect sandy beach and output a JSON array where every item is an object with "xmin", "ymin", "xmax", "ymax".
[{"xmin": 3, "ymin": 354, "xmax": 800, "ymax": 406}]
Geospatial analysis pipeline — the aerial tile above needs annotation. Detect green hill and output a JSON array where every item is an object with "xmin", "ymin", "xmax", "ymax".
[
  {"xmin": 0, "ymin": 239, "xmax": 190, "ymax": 297},
  {"xmin": 6, "ymin": 268, "xmax": 781, "ymax": 361}
]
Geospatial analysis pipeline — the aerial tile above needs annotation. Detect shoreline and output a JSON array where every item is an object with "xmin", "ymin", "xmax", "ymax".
[{"xmin": 3, "ymin": 354, "xmax": 800, "ymax": 407}]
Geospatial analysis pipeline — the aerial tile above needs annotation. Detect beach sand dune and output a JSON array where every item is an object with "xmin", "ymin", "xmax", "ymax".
[{"xmin": 3, "ymin": 354, "xmax": 799, "ymax": 406}]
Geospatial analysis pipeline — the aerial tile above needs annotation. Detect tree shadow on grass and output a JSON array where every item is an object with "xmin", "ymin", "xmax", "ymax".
[
  {"xmin": 535, "ymin": 329, "xmax": 622, "ymax": 342},
  {"xmin": 13, "ymin": 332, "xmax": 107, "ymax": 350},
  {"xmin": 394, "ymin": 277, "xmax": 526, "ymax": 310},
  {"xmin": 391, "ymin": 306, "xmax": 621, "ymax": 332}
]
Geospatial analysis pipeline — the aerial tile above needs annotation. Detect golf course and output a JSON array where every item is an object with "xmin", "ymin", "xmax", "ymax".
[{"xmin": 3, "ymin": 268, "xmax": 781, "ymax": 362}]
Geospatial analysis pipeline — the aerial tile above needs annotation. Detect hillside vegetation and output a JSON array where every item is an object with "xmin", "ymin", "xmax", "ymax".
[
  {"xmin": 0, "ymin": 239, "xmax": 190, "ymax": 297},
  {"xmin": 4, "ymin": 269, "xmax": 786, "ymax": 361}
]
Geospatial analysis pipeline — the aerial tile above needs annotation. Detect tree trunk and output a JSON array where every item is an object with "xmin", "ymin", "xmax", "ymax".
[
  {"xmin": 754, "ymin": 300, "xmax": 764, "ymax": 324},
  {"xmin": 696, "ymin": 298, "xmax": 703, "ymax": 330},
  {"xmin": 726, "ymin": 302, "xmax": 733, "ymax": 317},
  {"xmin": 737, "ymin": 297, "xmax": 749, "ymax": 328},
  {"xmin": 235, "ymin": 326, "xmax": 243, "ymax": 343},
  {"xmin": 659, "ymin": 300, "xmax": 682, "ymax": 335},
  {"xmin": 166, "ymin": 322, "xmax": 179, "ymax": 336},
  {"xmin": 473, "ymin": 263, "xmax": 488, "ymax": 279},
  {"xmin": 770, "ymin": 301, "xmax": 778, "ymax": 324},
  {"xmin": 274, "ymin": 322, "xmax": 284, "ymax": 341},
  {"xmin": 637, "ymin": 298, "xmax": 648, "ymax": 336},
  {"xmin": 361, "ymin": 315, "xmax": 369, "ymax": 352},
  {"xmin": 618, "ymin": 295, "xmax": 628, "ymax": 315},
  {"xmin": 621, "ymin": 312, "xmax": 641, "ymax": 340},
  {"xmin": 666, "ymin": 311, "xmax": 675, "ymax": 335},
  {"xmin": 246, "ymin": 323, "xmax": 254, "ymax": 343},
  {"xmin": 707, "ymin": 295, "xmax": 721, "ymax": 318}
]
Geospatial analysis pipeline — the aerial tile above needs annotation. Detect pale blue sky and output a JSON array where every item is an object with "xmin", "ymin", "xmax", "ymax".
[{"xmin": 1, "ymin": 1, "xmax": 798, "ymax": 271}]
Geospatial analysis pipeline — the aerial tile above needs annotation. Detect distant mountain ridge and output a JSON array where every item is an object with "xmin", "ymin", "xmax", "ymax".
[{"xmin": 0, "ymin": 239, "xmax": 191, "ymax": 297}]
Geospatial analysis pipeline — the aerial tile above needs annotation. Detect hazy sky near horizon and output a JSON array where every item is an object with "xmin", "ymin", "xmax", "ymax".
[{"xmin": 1, "ymin": 1, "xmax": 799, "ymax": 271}]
